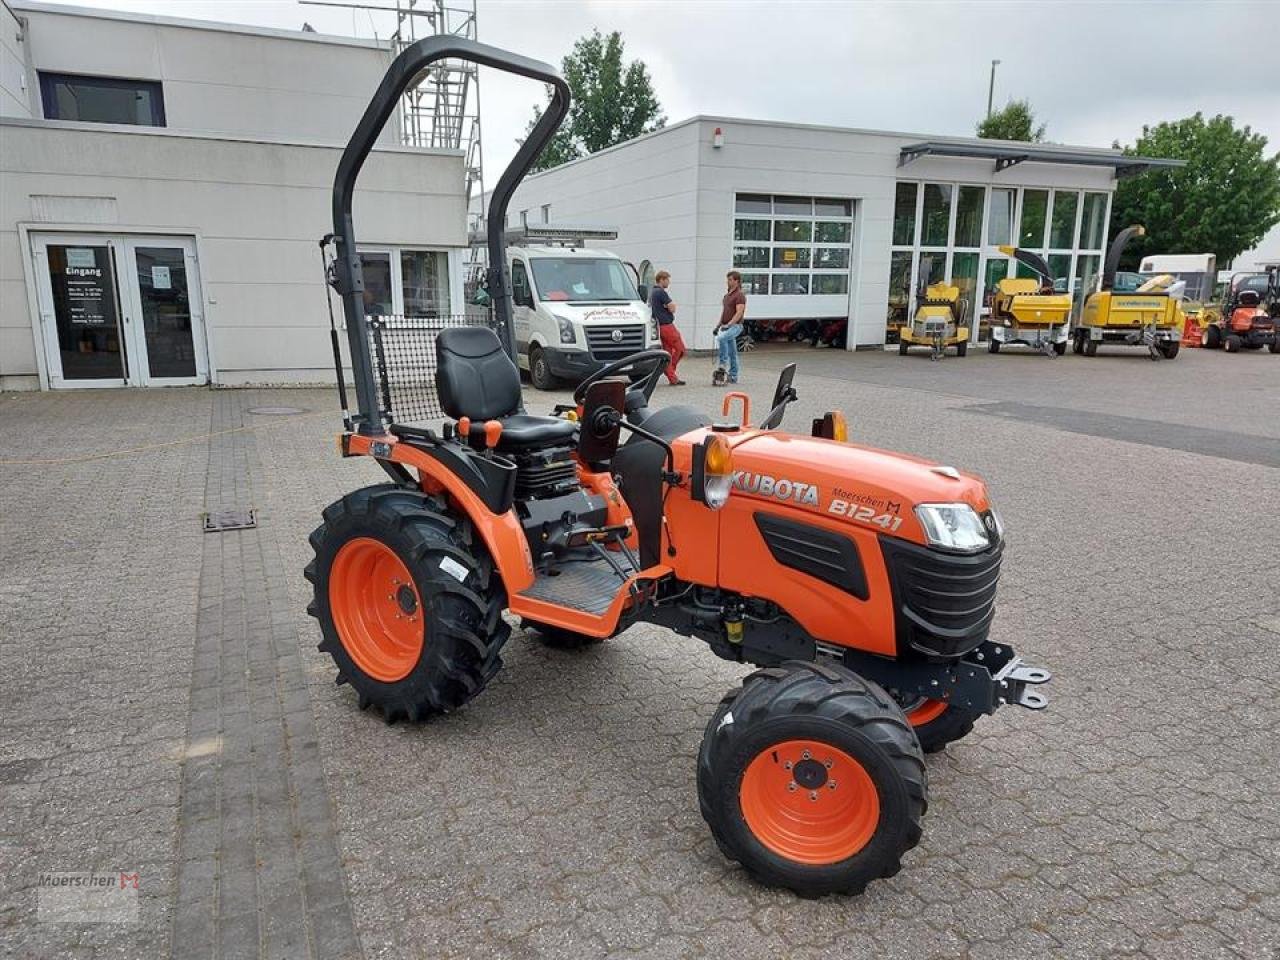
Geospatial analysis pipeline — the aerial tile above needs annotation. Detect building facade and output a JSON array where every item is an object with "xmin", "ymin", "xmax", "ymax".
[
  {"xmin": 498, "ymin": 117, "xmax": 1175, "ymax": 350},
  {"xmin": 1, "ymin": 0, "xmax": 467, "ymax": 390}
]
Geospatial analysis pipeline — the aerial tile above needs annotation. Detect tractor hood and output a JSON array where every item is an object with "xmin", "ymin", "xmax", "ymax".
[{"xmin": 722, "ymin": 430, "xmax": 990, "ymax": 544}]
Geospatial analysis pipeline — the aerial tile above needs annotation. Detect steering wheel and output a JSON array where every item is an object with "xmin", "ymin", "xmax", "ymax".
[{"xmin": 573, "ymin": 349, "xmax": 670, "ymax": 405}]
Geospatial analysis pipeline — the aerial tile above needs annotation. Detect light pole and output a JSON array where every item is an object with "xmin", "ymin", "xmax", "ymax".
[{"xmin": 987, "ymin": 59, "xmax": 1001, "ymax": 118}]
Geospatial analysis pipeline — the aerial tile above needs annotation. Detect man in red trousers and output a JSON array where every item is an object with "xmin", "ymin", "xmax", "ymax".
[{"xmin": 649, "ymin": 270, "xmax": 686, "ymax": 386}]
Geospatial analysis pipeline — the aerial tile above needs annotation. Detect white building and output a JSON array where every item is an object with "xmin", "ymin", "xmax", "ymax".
[
  {"xmin": 0, "ymin": 0, "xmax": 467, "ymax": 390},
  {"xmin": 497, "ymin": 117, "xmax": 1178, "ymax": 350}
]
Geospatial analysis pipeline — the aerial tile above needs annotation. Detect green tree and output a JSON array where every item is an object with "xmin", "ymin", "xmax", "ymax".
[
  {"xmin": 525, "ymin": 29, "xmax": 664, "ymax": 172},
  {"xmin": 976, "ymin": 100, "xmax": 1046, "ymax": 142},
  {"xmin": 1111, "ymin": 113, "xmax": 1280, "ymax": 267}
]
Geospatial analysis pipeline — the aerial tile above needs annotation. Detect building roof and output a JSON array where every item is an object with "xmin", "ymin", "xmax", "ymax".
[
  {"xmin": 898, "ymin": 139, "xmax": 1184, "ymax": 179},
  {"xmin": 10, "ymin": 0, "xmax": 389, "ymax": 50}
]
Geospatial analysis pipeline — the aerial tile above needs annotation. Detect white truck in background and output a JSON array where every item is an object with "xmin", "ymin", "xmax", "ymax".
[{"xmin": 470, "ymin": 225, "xmax": 659, "ymax": 389}]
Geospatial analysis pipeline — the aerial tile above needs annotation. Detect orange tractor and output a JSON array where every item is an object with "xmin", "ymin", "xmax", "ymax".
[
  {"xmin": 1201, "ymin": 268, "xmax": 1279, "ymax": 353},
  {"xmin": 310, "ymin": 38, "xmax": 1049, "ymax": 897}
]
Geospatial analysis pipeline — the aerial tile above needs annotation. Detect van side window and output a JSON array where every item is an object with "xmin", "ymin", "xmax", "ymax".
[{"xmin": 511, "ymin": 261, "xmax": 532, "ymax": 304}]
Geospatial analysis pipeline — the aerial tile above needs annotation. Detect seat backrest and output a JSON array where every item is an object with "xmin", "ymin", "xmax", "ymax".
[{"xmin": 434, "ymin": 326, "xmax": 521, "ymax": 421}]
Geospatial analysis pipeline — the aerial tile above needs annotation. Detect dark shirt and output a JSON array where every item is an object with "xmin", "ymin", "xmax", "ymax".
[
  {"xmin": 720, "ymin": 288, "xmax": 746, "ymax": 328},
  {"xmin": 649, "ymin": 286, "xmax": 675, "ymax": 325}
]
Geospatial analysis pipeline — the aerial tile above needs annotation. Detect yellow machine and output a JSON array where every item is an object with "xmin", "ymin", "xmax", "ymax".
[
  {"xmin": 1073, "ymin": 225, "xmax": 1185, "ymax": 360},
  {"xmin": 988, "ymin": 247, "xmax": 1073, "ymax": 356},
  {"xmin": 898, "ymin": 256, "xmax": 969, "ymax": 359}
]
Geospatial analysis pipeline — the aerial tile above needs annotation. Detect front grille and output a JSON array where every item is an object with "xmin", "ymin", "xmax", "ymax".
[
  {"xmin": 880, "ymin": 534, "xmax": 1003, "ymax": 660},
  {"xmin": 586, "ymin": 324, "xmax": 646, "ymax": 361}
]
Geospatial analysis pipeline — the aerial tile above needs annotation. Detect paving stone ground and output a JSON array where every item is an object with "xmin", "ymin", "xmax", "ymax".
[{"xmin": 1, "ymin": 345, "xmax": 1277, "ymax": 959}]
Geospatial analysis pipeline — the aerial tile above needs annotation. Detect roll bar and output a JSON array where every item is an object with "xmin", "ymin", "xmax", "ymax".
[
  {"xmin": 1101, "ymin": 224, "xmax": 1144, "ymax": 292},
  {"xmin": 997, "ymin": 245, "xmax": 1053, "ymax": 283},
  {"xmin": 330, "ymin": 37, "xmax": 570, "ymax": 434}
]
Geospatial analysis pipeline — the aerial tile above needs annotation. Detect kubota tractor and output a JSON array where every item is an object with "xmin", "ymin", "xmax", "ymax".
[
  {"xmin": 1201, "ymin": 269, "xmax": 1279, "ymax": 353},
  {"xmin": 309, "ymin": 38, "xmax": 1049, "ymax": 897}
]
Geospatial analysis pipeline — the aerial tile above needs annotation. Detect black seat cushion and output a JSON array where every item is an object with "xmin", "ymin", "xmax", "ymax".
[
  {"xmin": 494, "ymin": 413, "xmax": 577, "ymax": 451},
  {"xmin": 435, "ymin": 326, "xmax": 522, "ymax": 421},
  {"xmin": 434, "ymin": 326, "xmax": 577, "ymax": 452}
]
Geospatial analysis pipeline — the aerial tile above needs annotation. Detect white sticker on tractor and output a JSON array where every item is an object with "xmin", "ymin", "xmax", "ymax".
[
  {"xmin": 717, "ymin": 710, "xmax": 734, "ymax": 732},
  {"xmin": 439, "ymin": 556, "xmax": 469, "ymax": 584}
]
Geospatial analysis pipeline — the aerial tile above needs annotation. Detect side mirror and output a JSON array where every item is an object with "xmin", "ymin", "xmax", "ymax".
[
  {"xmin": 759, "ymin": 363, "xmax": 797, "ymax": 430},
  {"xmin": 577, "ymin": 377, "xmax": 627, "ymax": 465}
]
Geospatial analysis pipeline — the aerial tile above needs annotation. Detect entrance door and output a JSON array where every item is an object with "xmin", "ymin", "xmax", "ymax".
[{"xmin": 31, "ymin": 233, "xmax": 208, "ymax": 388}]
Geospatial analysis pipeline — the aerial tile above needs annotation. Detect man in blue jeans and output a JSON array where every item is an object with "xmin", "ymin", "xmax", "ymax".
[{"xmin": 714, "ymin": 270, "xmax": 747, "ymax": 385}]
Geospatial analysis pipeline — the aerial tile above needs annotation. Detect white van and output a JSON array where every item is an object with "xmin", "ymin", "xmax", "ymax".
[{"xmin": 478, "ymin": 226, "xmax": 659, "ymax": 389}]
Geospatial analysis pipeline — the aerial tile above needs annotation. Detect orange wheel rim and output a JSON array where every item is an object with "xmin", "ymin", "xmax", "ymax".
[
  {"xmin": 905, "ymin": 698, "xmax": 948, "ymax": 727},
  {"xmin": 739, "ymin": 738, "xmax": 879, "ymax": 865},
  {"xmin": 329, "ymin": 537, "xmax": 424, "ymax": 683}
]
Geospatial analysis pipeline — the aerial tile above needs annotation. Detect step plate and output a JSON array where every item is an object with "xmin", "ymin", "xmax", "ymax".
[{"xmin": 520, "ymin": 557, "xmax": 636, "ymax": 615}]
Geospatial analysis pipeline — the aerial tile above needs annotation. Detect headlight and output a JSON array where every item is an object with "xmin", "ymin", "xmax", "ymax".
[
  {"xmin": 914, "ymin": 502, "xmax": 990, "ymax": 554},
  {"xmin": 650, "ymin": 319, "xmax": 659, "ymax": 341},
  {"xmin": 557, "ymin": 316, "xmax": 575, "ymax": 345}
]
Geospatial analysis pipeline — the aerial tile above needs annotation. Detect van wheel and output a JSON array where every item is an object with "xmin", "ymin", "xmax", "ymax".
[{"xmin": 529, "ymin": 346, "xmax": 557, "ymax": 390}]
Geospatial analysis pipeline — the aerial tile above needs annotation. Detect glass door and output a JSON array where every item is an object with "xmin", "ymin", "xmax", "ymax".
[
  {"xmin": 33, "ymin": 236, "xmax": 129, "ymax": 387},
  {"xmin": 121, "ymin": 239, "xmax": 208, "ymax": 385},
  {"xmin": 32, "ymin": 234, "xmax": 208, "ymax": 388}
]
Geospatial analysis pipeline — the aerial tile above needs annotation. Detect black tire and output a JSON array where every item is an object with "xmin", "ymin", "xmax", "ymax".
[
  {"xmin": 1159, "ymin": 341, "xmax": 1180, "ymax": 360},
  {"xmin": 1202, "ymin": 324, "xmax": 1222, "ymax": 349},
  {"xmin": 522, "ymin": 619, "xmax": 603, "ymax": 650},
  {"xmin": 529, "ymin": 346, "xmax": 557, "ymax": 390},
  {"xmin": 956, "ymin": 341, "xmax": 968, "ymax": 357},
  {"xmin": 1053, "ymin": 339, "xmax": 1068, "ymax": 356},
  {"xmin": 900, "ymin": 700, "xmax": 980, "ymax": 753},
  {"xmin": 1084, "ymin": 337, "xmax": 1098, "ymax": 357},
  {"xmin": 1225, "ymin": 334, "xmax": 1241, "ymax": 353},
  {"xmin": 1071, "ymin": 330, "xmax": 1085, "ymax": 355},
  {"xmin": 698, "ymin": 660, "xmax": 927, "ymax": 897},
  {"xmin": 898, "ymin": 340, "xmax": 909, "ymax": 356},
  {"xmin": 988, "ymin": 340, "xmax": 1000, "ymax": 354},
  {"xmin": 305, "ymin": 485, "xmax": 510, "ymax": 723},
  {"xmin": 1269, "ymin": 340, "xmax": 1280, "ymax": 354}
]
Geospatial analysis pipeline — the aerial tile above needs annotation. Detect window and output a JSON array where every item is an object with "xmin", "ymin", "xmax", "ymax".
[
  {"xmin": 1019, "ymin": 189, "xmax": 1048, "ymax": 248},
  {"xmin": 1080, "ymin": 192, "xmax": 1108, "ymax": 250},
  {"xmin": 511, "ymin": 261, "xmax": 531, "ymax": 304},
  {"xmin": 541, "ymin": 204, "xmax": 551, "ymax": 224},
  {"xmin": 893, "ymin": 183, "xmax": 918, "ymax": 246},
  {"xmin": 1047, "ymin": 254, "xmax": 1071, "ymax": 284},
  {"xmin": 359, "ymin": 253, "xmax": 394, "ymax": 316},
  {"xmin": 1049, "ymin": 191, "xmax": 1078, "ymax": 249},
  {"xmin": 529, "ymin": 257, "xmax": 638, "ymax": 303},
  {"xmin": 732, "ymin": 193, "xmax": 856, "ymax": 297},
  {"xmin": 987, "ymin": 188, "xmax": 1014, "ymax": 247},
  {"xmin": 954, "ymin": 186, "xmax": 985, "ymax": 248},
  {"xmin": 886, "ymin": 250, "xmax": 913, "ymax": 332},
  {"xmin": 40, "ymin": 72, "xmax": 166, "ymax": 126},
  {"xmin": 401, "ymin": 250, "xmax": 450, "ymax": 316},
  {"xmin": 921, "ymin": 184, "xmax": 952, "ymax": 247}
]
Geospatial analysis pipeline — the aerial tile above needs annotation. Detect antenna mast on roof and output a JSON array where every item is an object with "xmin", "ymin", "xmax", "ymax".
[{"xmin": 300, "ymin": 0, "xmax": 485, "ymax": 215}]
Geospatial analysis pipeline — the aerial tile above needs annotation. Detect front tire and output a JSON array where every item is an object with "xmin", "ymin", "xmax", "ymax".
[
  {"xmin": 1225, "ymin": 334, "xmax": 1242, "ymax": 353},
  {"xmin": 1269, "ymin": 339, "xmax": 1280, "ymax": 354},
  {"xmin": 1071, "ymin": 330, "xmax": 1085, "ymax": 354},
  {"xmin": 698, "ymin": 661, "xmax": 927, "ymax": 897},
  {"xmin": 305, "ymin": 485, "xmax": 510, "ymax": 722},
  {"xmin": 529, "ymin": 345, "xmax": 557, "ymax": 390},
  {"xmin": 1053, "ymin": 339, "xmax": 1068, "ymax": 356},
  {"xmin": 1203, "ymin": 324, "xmax": 1222, "ymax": 349},
  {"xmin": 1084, "ymin": 337, "xmax": 1098, "ymax": 357},
  {"xmin": 988, "ymin": 340, "xmax": 1000, "ymax": 354},
  {"xmin": 898, "ymin": 340, "xmax": 909, "ymax": 356},
  {"xmin": 955, "ymin": 341, "xmax": 968, "ymax": 357},
  {"xmin": 1158, "ymin": 341, "xmax": 1180, "ymax": 360}
]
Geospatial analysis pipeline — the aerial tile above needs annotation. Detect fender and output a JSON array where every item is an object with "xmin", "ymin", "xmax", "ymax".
[{"xmin": 343, "ymin": 433, "xmax": 536, "ymax": 594}]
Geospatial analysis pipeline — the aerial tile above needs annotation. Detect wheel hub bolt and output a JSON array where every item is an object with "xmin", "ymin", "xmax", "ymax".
[
  {"xmin": 787, "ymin": 781, "xmax": 797, "ymax": 792},
  {"xmin": 809, "ymin": 791, "xmax": 818, "ymax": 801}
]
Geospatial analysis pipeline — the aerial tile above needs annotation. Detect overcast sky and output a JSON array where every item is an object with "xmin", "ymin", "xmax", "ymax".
[{"xmin": 38, "ymin": 0, "xmax": 1280, "ymax": 180}]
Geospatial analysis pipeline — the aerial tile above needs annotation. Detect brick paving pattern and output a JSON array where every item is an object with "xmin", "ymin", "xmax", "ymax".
[{"xmin": 1, "ymin": 347, "xmax": 1277, "ymax": 959}]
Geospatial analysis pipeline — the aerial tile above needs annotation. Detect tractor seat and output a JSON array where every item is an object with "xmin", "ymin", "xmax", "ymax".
[{"xmin": 434, "ymin": 326, "xmax": 577, "ymax": 451}]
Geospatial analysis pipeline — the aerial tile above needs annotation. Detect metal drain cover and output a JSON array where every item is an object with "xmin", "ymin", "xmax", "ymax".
[
  {"xmin": 203, "ymin": 509, "xmax": 257, "ymax": 532},
  {"xmin": 247, "ymin": 405, "xmax": 306, "ymax": 416}
]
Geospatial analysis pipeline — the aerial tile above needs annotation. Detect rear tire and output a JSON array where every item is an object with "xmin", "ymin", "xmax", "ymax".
[
  {"xmin": 956, "ymin": 341, "xmax": 968, "ymax": 357},
  {"xmin": 1225, "ymin": 334, "xmax": 1242, "ymax": 353},
  {"xmin": 1084, "ymin": 337, "xmax": 1098, "ymax": 357},
  {"xmin": 1053, "ymin": 339, "xmax": 1068, "ymax": 356},
  {"xmin": 898, "ymin": 340, "xmax": 909, "ymax": 356},
  {"xmin": 988, "ymin": 340, "xmax": 1000, "ymax": 354},
  {"xmin": 1269, "ymin": 340, "xmax": 1280, "ymax": 354},
  {"xmin": 698, "ymin": 660, "xmax": 927, "ymax": 897},
  {"xmin": 305, "ymin": 485, "xmax": 510, "ymax": 722},
  {"xmin": 901, "ymin": 699, "xmax": 980, "ymax": 753},
  {"xmin": 1071, "ymin": 330, "xmax": 1085, "ymax": 355},
  {"xmin": 529, "ymin": 345, "xmax": 557, "ymax": 390},
  {"xmin": 1159, "ymin": 341, "xmax": 1180, "ymax": 360}
]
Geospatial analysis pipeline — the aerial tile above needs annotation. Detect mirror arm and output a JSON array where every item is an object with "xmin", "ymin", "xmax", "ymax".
[{"xmin": 598, "ymin": 408, "xmax": 680, "ymax": 482}]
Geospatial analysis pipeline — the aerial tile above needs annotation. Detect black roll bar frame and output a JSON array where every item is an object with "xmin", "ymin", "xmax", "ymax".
[{"xmin": 329, "ymin": 37, "xmax": 570, "ymax": 434}]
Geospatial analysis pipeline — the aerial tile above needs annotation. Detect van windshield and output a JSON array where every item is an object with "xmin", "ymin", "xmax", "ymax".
[{"xmin": 529, "ymin": 257, "xmax": 639, "ymax": 303}]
